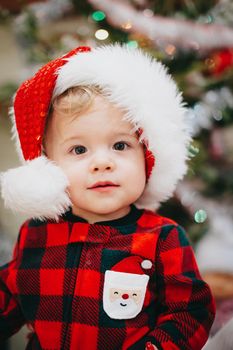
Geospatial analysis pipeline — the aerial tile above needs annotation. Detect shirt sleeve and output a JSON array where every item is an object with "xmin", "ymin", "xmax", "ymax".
[
  {"xmin": 0, "ymin": 228, "xmax": 26, "ymax": 340},
  {"xmin": 131, "ymin": 225, "xmax": 216, "ymax": 350}
]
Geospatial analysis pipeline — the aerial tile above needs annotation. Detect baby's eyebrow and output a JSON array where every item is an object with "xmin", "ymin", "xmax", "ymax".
[
  {"xmin": 114, "ymin": 132, "xmax": 138, "ymax": 139},
  {"xmin": 61, "ymin": 135, "xmax": 84, "ymax": 145},
  {"xmin": 61, "ymin": 131, "xmax": 138, "ymax": 145}
]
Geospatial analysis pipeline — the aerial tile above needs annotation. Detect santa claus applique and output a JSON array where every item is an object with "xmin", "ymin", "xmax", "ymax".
[{"xmin": 103, "ymin": 256, "xmax": 153, "ymax": 319}]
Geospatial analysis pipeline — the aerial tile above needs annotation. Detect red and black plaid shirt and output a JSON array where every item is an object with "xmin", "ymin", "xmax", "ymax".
[{"xmin": 0, "ymin": 206, "xmax": 215, "ymax": 349}]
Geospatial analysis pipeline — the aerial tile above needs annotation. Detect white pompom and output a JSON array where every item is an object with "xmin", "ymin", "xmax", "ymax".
[
  {"xmin": 0, "ymin": 156, "xmax": 71, "ymax": 221},
  {"xmin": 141, "ymin": 260, "xmax": 153, "ymax": 270}
]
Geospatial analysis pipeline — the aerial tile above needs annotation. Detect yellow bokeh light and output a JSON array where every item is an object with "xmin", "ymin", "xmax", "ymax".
[
  {"xmin": 95, "ymin": 29, "xmax": 109, "ymax": 40},
  {"xmin": 165, "ymin": 44, "xmax": 176, "ymax": 56},
  {"xmin": 121, "ymin": 21, "xmax": 132, "ymax": 30}
]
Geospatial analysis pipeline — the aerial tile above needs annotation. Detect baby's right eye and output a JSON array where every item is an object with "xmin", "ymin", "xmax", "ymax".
[{"xmin": 72, "ymin": 145, "xmax": 87, "ymax": 155}]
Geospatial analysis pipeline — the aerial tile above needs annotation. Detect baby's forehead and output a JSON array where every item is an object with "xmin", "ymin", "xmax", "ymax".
[
  {"xmin": 62, "ymin": 116, "xmax": 137, "ymax": 138},
  {"xmin": 51, "ymin": 94, "xmax": 137, "ymax": 134}
]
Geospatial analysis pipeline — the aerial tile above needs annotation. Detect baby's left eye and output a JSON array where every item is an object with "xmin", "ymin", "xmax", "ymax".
[
  {"xmin": 113, "ymin": 142, "xmax": 129, "ymax": 151},
  {"xmin": 72, "ymin": 145, "xmax": 87, "ymax": 155}
]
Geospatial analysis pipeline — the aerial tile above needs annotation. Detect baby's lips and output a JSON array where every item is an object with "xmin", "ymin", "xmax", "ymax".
[{"xmin": 88, "ymin": 181, "xmax": 118, "ymax": 189}]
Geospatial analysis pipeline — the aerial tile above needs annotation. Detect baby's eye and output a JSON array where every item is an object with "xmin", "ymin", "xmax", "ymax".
[
  {"xmin": 113, "ymin": 142, "xmax": 129, "ymax": 151},
  {"xmin": 72, "ymin": 145, "xmax": 87, "ymax": 155}
]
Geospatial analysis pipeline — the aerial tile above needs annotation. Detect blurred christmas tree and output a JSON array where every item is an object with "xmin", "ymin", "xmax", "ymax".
[{"xmin": 0, "ymin": 0, "xmax": 233, "ymax": 244}]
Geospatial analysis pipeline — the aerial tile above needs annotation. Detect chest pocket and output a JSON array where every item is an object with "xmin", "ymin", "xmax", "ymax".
[{"xmin": 102, "ymin": 251, "xmax": 151, "ymax": 320}]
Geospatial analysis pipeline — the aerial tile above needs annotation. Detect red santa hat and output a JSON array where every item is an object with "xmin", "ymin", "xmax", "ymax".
[
  {"xmin": 106, "ymin": 256, "xmax": 152, "ymax": 288},
  {"xmin": 0, "ymin": 44, "xmax": 190, "ymax": 220},
  {"xmin": 112, "ymin": 256, "xmax": 153, "ymax": 274}
]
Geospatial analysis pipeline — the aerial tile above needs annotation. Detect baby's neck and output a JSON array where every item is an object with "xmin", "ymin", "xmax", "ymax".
[{"xmin": 71, "ymin": 206, "xmax": 131, "ymax": 224}]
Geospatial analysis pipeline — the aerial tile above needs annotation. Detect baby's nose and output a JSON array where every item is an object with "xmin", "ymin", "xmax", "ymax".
[
  {"xmin": 93, "ymin": 165, "xmax": 112, "ymax": 172},
  {"xmin": 122, "ymin": 293, "xmax": 129, "ymax": 300},
  {"xmin": 90, "ymin": 153, "xmax": 115, "ymax": 173}
]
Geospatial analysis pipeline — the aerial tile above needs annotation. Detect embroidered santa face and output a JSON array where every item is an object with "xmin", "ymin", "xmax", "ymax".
[
  {"xmin": 109, "ymin": 287, "xmax": 142, "ymax": 306},
  {"xmin": 103, "ymin": 257, "xmax": 152, "ymax": 319}
]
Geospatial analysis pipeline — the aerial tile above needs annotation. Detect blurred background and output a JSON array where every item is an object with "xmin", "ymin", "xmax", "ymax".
[{"xmin": 0, "ymin": 0, "xmax": 233, "ymax": 349}]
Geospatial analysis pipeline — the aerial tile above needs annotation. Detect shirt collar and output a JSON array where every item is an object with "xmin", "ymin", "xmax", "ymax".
[
  {"xmin": 62, "ymin": 205, "xmax": 143, "ymax": 227},
  {"xmin": 62, "ymin": 205, "xmax": 144, "ymax": 244}
]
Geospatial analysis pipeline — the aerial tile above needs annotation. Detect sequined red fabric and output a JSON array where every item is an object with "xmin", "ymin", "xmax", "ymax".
[
  {"xmin": 137, "ymin": 128, "xmax": 155, "ymax": 180},
  {"xmin": 145, "ymin": 148, "xmax": 155, "ymax": 180},
  {"xmin": 14, "ymin": 46, "xmax": 91, "ymax": 161}
]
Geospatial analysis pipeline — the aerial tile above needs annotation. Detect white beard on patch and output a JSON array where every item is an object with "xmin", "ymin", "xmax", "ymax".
[
  {"xmin": 103, "ymin": 271, "xmax": 149, "ymax": 320},
  {"xmin": 106, "ymin": 294, "xmax": 140, "ymax": 319}
]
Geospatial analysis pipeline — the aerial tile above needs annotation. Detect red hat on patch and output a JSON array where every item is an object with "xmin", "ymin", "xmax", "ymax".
[{"xmin": 111, "ymin": 256, "xmax": 153, "ymax": 275}]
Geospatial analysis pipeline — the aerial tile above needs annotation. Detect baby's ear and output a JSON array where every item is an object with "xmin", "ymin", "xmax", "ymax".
[
  {"xmin": 41, "ymin": 146, "xmax": 48, "ymax": 157},
  {"xmin": 42, "ymin": 149, "xmax": 49, "ymax": 158},
  {"xmin": 0, "ymin": 156, "xmax": 71, "ymax": 221}
]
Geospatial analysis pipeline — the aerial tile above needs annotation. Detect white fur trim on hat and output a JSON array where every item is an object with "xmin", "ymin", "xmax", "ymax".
[
  {"xmin": 0, "ymin": 156, "xmax": 71, "ymax": 221},
  {"xmin": 104, "ymin": 270, "xmax": 149, "ymax": 289},
  {"xmin": 54, "ymin": 44, "xmax": 191, "ymax": 211}
]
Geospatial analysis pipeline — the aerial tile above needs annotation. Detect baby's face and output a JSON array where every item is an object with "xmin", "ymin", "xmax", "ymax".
[{"xmin": 45, "ymin": 95, "xmax": 146, "ymax": 223}]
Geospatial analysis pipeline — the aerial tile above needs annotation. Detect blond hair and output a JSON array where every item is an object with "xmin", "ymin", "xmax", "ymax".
[
  {"xmin": 43, "ymin": 86, "xmax": 102, "ymax": 151},
  {"xmin": 50, "ymin": 85, "xmax": 102, "ymax": 117}
]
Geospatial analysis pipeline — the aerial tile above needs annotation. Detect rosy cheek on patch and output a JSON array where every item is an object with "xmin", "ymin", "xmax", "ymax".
[
  {"xmin": 110, "ymin": 289, "xmax": 121, "ymax": 302},
  {"xmin": 131, "ymin": 291, "xmax": 142, "ymax": 305}
]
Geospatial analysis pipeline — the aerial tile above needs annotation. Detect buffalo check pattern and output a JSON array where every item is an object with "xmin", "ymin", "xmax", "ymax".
[{"xmin": 0, "ymin": 207, "xmax": 215, "ymax": 349}]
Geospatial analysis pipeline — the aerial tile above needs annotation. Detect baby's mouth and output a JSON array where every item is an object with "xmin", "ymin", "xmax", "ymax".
[{"xmin": 88, "ymin": 181, "xmax": 119, "ymax": 189}]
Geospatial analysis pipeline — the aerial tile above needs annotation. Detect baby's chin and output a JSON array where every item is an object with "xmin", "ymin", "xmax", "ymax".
[{"xmin": 71, "ymin": 203, "xmax": 131, "ymax": 223}]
